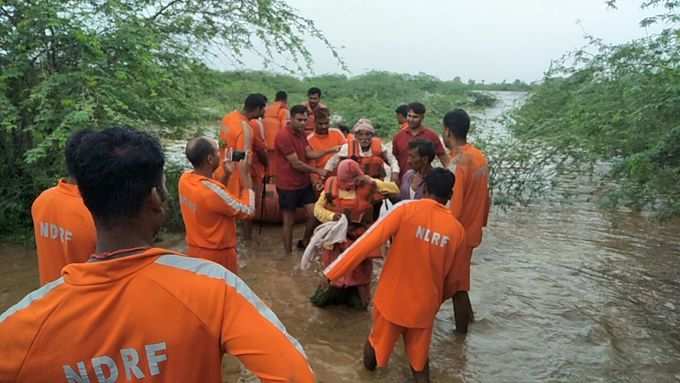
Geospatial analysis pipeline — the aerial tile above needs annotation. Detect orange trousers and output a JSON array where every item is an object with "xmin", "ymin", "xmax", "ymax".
[
  {"xmin": 368, "ymin": 309, "xmax": 433, "ymax": 372},
  {"xmin": 187, "ymin": 246, "xmax": 239, "ymax": 274}
]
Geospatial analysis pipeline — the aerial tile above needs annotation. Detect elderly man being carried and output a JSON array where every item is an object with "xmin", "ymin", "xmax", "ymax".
[
  {"xmin": 324, "ymin": 119, "xmax": 400, "ymax": 221},
  {"xmin": 310, "ymin": 159, "xmax": 399, "ymax": 309}
]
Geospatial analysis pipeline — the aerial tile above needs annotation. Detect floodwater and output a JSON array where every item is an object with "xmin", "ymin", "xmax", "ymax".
[{"xmin": 2, "ymin": 92, "xmax": 680, "ymax": 382}]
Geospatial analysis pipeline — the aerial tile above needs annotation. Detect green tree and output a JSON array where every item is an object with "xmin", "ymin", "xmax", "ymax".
[
  {"xmin": 0, "ymin": 0, "xmax": 341, "ymax": 235},
  {"xmin": 508, "ymin": 1, "xmax": 680, "ymax": 217}
]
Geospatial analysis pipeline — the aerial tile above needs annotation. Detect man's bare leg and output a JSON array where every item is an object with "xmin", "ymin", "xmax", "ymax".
[
  {"xmin": 411, "ymin": 361, "xmax": 430, "ymax": 383},
  {"xmin": 242, "ymin": 220, "xmax": 253, "ymax": 241},
  {"xmin": 301, "ymin": 203, "xmax": 317, "ymax": 247},
  {"xmin": 363, "ymin": 340, "xmax": 377, "ymax": 371},
  {"xmin": 452, "ymin": 292, "xmax": 473, "ymax": 334},
  {"xmin": 281, "ymin": 210, "xmax": 295, "ymax": 256}
]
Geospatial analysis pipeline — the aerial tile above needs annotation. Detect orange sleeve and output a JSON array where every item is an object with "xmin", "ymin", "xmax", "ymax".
[
  {"xmin": 278, "ymin": 109, "xmax": 289, "ymax": 129},
  {"xmin": 0, "ymin": 317, "xmax": 32, "ymax": 381},
  {"xmin": 201, "ymin": 181, "xmax": 255, "ymax": 219},
  {"xmin": 324, "ymin": 202, "xmax": 405, "ymax": 281},
  {"xmin": 222, "ymin": 278, "xmax": 314, "ymax": 382}
]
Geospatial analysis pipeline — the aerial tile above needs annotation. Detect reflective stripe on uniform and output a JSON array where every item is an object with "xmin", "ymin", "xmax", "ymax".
[
  {"xmin": 153, "ymin": 255, "xmax": 307, "ymax": 359},
  {"xmin": 0, "ymin": 277, "xmax": 65, "ymax": 323},
  {"xmin": 201, "ymin": 180, "xmax": 255, "ymax": 216}
]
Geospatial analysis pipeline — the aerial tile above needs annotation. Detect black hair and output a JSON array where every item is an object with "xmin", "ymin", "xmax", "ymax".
[
  {"xmin": 408, "ymin": 138, "xmax": 436, "ymax": 163},
  {"xmin": 244, "ymin": 93, "xmax": 267, "ymax": 112},
  {"xmin": 75, "ymin": 126, "xmax": 165, "ymax": 226},
  {"xmin": 290, "ymin": 104, "xmax": 308, "ymax": 117},
  {"xmin": 395, "ymin": 104, "xmax": 409, "ymax": 118},
  {"xmin": 185, "ymin": 137, "xmax": 215, "ymax": 168},
  {"xmin": 275, "ymin": 91, "xmax": 287, "ymax": 102},
  {"xmin": 315, "ymin": 107, "xmax": 330, "ymax": 120},
  {"xmin": 65, "ymin": 128, "xmax": 93, "ymax": 180},
  {"xmin": 443, "ymin": 109, "xmax": 471, "ymax": 139},
  {"xmin": 337, "ymin": 124, "xmax": 350, "ymax": 135},
  {"xmin": 408, "ymin": 102, "xmax": 426, "ymax": 115},
  {"xmin": 424, "ymin": 168, "xmax": 455, "ymax": 200},
  {"xmin": 307, "ymin": 87, "xmax": 322, "ymax": 97}
]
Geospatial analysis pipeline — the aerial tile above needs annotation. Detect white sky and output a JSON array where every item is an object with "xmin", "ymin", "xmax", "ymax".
[{"xmin": 210, "ymin": 0, "xmax": 662, "ymax": 82}]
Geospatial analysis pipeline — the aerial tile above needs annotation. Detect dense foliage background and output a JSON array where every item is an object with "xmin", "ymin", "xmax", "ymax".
[
  {"xmin": 509, "ymin": 0, "xmax": 680, "ymax": 218},
  {"xmin": 0, "ymin": 0, "xmax": 528, "ymax": 237}
]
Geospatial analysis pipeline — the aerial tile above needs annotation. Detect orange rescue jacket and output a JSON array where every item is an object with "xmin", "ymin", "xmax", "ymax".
[
  {"xmin": 345, "ymin": 136, "xmax": 386, "ymax": 179},
  {"xmin": 0, "ymin": 248, "xmax": 314, "ymax": 382},
  {"xmin": 31, "ymin": 179, "xmax": 96, "ymax": 285},
  {"xmin": 179, "ymin": 171, "xmax": 254, "ymax": 250},
  {"xmin": 448, "ymin": 144, "xmax": 490, "ymax": 249},
  {"xmin": 325, "ymin": 199, "xmax": 466, "ymax": 328}
]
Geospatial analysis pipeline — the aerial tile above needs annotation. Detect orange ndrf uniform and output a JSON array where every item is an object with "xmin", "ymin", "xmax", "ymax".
[
  {"xmin": 31, "ymin": 179, "xmax": 96, "ymax": 285},
  {"xmin": 179, "ymin": 171, "xmax": 254, "ymax": 273},
  {"xmin": 448, "ymin": 143, "xmax": 490, "ymax": 292},
  {"xmin": 307, "ymin": 128, "xmax": 346, "ymax": 190},
  {"xmin": 324, "ymin": 199, "xmax": 466, "ymax": 371},
  {"xmin": 0, "ymin": 248, "xmax": 314, "ymax": 382},
  {"xmin": 215, "ymin": 110, "xmax": 250, "ymax": 194},
  {"xmin": 263, "ymin": 101, "xmax": 289, "ymax": 151}
]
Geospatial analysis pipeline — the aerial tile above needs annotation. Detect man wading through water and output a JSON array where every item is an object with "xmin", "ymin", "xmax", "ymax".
[{"xmin": 273, "ymin": 105, "xmax": 339, "ymax": 257}]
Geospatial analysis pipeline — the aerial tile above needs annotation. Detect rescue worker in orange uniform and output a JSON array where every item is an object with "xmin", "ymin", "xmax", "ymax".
[
  {"xmin": 303, "ymin": 87, "xmax": 326, "ymax": 136},
  {"xmin": 31, "ymin": 129, "xmax": 96, "ymax": 286},
  {"xmin": 312, "ymin": 160, "xmax": 399, "ymax": 309},
  {"xmin": 306, "ymin": 107, "xmax": 346, "ymax": 192},
  {"xmin": 179, "ymin": 137, "xmax": 255, "ymax": 274},
  {"xmin": 0, "ymin": 126, "xmax": 314, "ymax": 382},
  {"xmin": 263, "ymin": 91, "xmax": 290, "ymax": 154},
  {"xmin": 395, "ymin": 104, "xmax": 409, "ymax": 130},
  {"xmin": 243, "ymin": 114, "xmax": 269, "ymax": 240},
  {"xmin": 323, "ymin": 168, "xmax": 466, "ymax": 383},
  {"xmin": 441, "ymin": 108, "xmax": 491, "ymax": 333},
  {"xmin": 214, "ymin": 93, "xmax": 266, "ymax": 196}
]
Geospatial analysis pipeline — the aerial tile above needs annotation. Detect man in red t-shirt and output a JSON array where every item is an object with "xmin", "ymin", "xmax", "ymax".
[
  {"xmin": 273, "ymin": 104, "xmax": 339, "ymax": 257},
  {"xmin": 392, "ymin": 102, "xmax": 450, "ymax": 182}
]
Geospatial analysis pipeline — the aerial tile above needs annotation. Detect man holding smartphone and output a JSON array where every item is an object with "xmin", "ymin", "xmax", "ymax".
[
  {"xmin": 274, "ymin": 104, "xmax": 339, "ymax": 257},
  {"xmin": 179, "ymin": 137, "xmax": 255, "ymax": 273}
]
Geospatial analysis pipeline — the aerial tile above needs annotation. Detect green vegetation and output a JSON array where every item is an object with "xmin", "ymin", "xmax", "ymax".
[
  {"xmin": 508, "ymin": 1, "xmax": 680, "ymax": 217},
  {"xmin": 0, "ymin": 0, "xmax": 339, "ymax": 236},
  {"xmin": 197, "ymin": 70, "xmax": 510, "ymax": 138}
]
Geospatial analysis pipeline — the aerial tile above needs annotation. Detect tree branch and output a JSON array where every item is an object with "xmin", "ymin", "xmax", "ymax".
[{"xmin": 149, "ymin": 0, "xmax": 182, "ymax": 21}]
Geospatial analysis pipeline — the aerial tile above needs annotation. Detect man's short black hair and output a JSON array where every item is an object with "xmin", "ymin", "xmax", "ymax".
[
  {"xmin": 408, "ymin": 138, "xmax": 436, "ymax": 163},
  {"xmin": 75, "ymin": 126, "xmax": 165, "ymax": 227},
  {"xmin": 290, "ymin": 104, "xmax": 307, "ymax": 117},
  {"xmin": 65, "ymin": 128, "xmax": 93, "ymax": 180},
  {"xmin": 408, "ymin": 102, "xmax": 426, "ymax": 115},
  {"xmin": 337, "ymin": 124, "xmax": 350, "ymax": 135},
  {"xmin": 244, "ymin": 93, "xmax": 267, "ymax": 112},
  {"xmin": 443, "ymin": 109, "xmax": 471, "ymax": 139},
  {"xmin": 307, "ymin": 87, "xmax": 321, "ymax": 97},
  {"xmin": 185, "ymin": 137, "xmax": 215, "ymax": 168},
  {"xmin": 424, "ymin": 168, "xmax": 455, "ymax": 201},
  {"xmin": 275, "ymin": 91, "xmax": 287, "ymax": 102},
  {"xmin": 395, "ymin": 104, "xmax": 409, "ymax": 118}
]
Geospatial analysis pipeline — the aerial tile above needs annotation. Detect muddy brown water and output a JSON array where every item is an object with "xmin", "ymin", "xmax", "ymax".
[{"xmin": 2, "ymin": 92, "xmax": 680, "ymax": 382}]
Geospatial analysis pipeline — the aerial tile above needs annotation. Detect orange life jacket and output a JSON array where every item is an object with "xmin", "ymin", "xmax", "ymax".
[
  {"xmin": 344, "ymin": 136, "xmax": 386, "ymax": 179},
  {"xmin": 324, "ymin": 176, "xmax": 375, "ymax": 224}
]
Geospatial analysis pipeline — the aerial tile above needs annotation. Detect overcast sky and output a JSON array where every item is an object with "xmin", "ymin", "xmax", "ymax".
[{"xmin": 211, "ymin": 0, "xmax": 661, "ymax": 82}]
